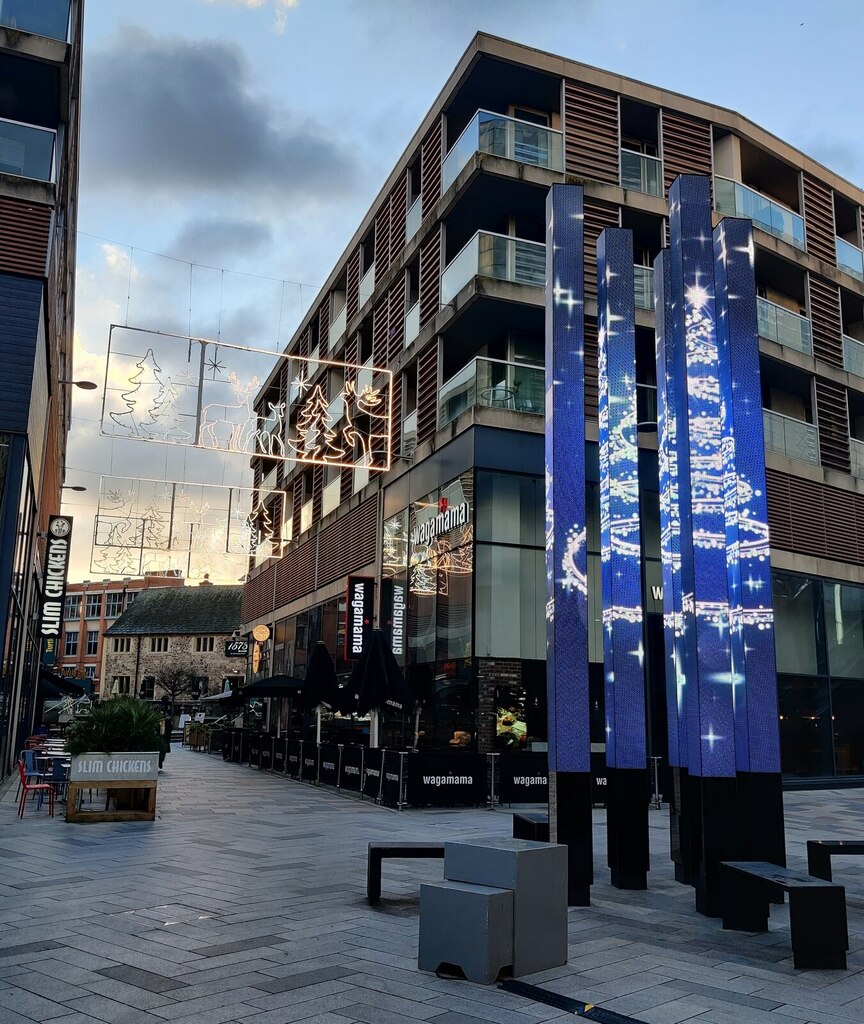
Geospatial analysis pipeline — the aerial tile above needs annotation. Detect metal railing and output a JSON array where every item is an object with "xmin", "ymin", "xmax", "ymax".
[
  {"xmin": 836, "ymin": 237, "xmax": 864, "ymax": 282},
  {"xmin": 439, "ymin": 358, "xmax": 544, "ymax": 428},
  {"xmin": 763, "ymin": 409, "xmax": 819, "ymax": 465},
  {"xmin": 440, "ymin": 231, "xmax": 545, "ymax": 305},
  {"xmin": 843, "ymin": 335, "xmax": 864, "ymax": 378},
  {"xmin": 715, "ymin": 176, "xmax": 805, "ymax": 251},
  {"xmin": 756, "ymin": 297, "xmax": 812, "ymax": 356},
  {"xmin": 634, "ymin": 265, "xmax": 655, "ymax": 310},
  {"xmin": 0, "ymin": 118, "xmax": 55, "ymax": 182},
  {"xmin": 620, "ymin": 149, "xmax": 662, "ymax": 197}
]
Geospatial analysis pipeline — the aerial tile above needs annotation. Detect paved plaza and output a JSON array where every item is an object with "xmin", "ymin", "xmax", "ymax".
[{"xmin": 2, "ymin": 750, "xmax": 864, "ymax": 1024}]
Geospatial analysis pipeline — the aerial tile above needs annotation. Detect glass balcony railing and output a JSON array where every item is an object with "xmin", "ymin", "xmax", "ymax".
[
  {"xmin": 850, "ymin": 439, "xmax": 864, "ymax": 480},
  {"xmin": 836, "ymin": 237, "xmax": 864, "ymax": 282},
  {"xmin": 404, "ymin": 301, "xmax": 420, "ymax": 347},
  {"xmin": 406, "ymin": 195, "xmax": 422, "ymax": 241},
  {"xmin": 300, "ymin": 499, "xmax": 313, "ymax": 534},
  {"xmin": 843, "ymin": 335, "xmax": 864, "ymax": 377},
  {"xmin": 442, "ymin": 110, "xmax": 564, "ymax": 192},
  {"xmin": 328, "ymin": 304, "xmax": 346, "ymax": 351},
  {"xmin": 634, "ymin": 265, "xmax": 655, "ymax": 310},
  {"xmin": 259, "ymin": 465, "xmax": 278, "ymax": 496},
  {"xmin": 756, "ymin": 297, "xmax": 812, "ymax": 356},
  {"xmin": 0, "ymin": 118, "xmax": 55, "ymax": 182},
  {"xmin": 357, "ymin": 359, "xmax": 374, "ymax": 395},
  {"xmin": 440, "ymin": 231, "xmax": 545, "ymax": 305},
  {"xmin": 322, "ymin": 477, "xmax": 340, "ymax": 518},
  {"xmin": 714, "ymin": 176, "xmax": 805, "ymax": 251},
  {"xmin": 402, "ymin": 409, "xmax": 418, "ymax": 456},
  {"xmin": 763, "ymin": 409, "xmax": 819, "ymax": 465},
  {"xmin": 620, "ymin": 149, "xmax": 662, "ymax": 197},
  {"xmin": 0, "ymin": 0, "xmax": 70, "ymax": 40},
  {"xmin": 358, "ymin": 263, "xmax": 375, "ymax": 307},
  {"xmin": 439, "ymin": 358, "xmax": 545, "ymax": 428}
]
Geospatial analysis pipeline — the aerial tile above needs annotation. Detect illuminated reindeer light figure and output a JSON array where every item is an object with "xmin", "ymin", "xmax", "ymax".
[
  {"xmin": 255, "ymin": 401, "xmax": 286, "ymax": 458},
  {"xmin": 342, "ymin": 379, "xmax": 391, "ymax": 468},
  {"xmin": 198, "ymin": 372, "xmax": 260, "ymax": 452}
]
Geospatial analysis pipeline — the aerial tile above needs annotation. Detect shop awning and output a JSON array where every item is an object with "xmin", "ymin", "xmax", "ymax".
[
  {"xmin": 38, "ymin": 670, "xmax": 86, "ymax": 697},
  {"xmin": 240, "ymin": 675, "xmax": 305, "ymax": 699}
]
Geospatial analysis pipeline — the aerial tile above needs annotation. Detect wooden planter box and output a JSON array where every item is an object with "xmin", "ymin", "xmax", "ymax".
[{"xmin": 66, "ymin": 751, "xmax": 160, "ymax": 822}]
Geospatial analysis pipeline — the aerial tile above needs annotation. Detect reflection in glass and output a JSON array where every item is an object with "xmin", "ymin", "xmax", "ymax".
[
  {"xmin": 773, "ymin": 572, "xmax": 821, "ymax": 675},
  {"xmin": 825, "ymin": 581, "xmax": 864, "ymax": 679},
  {"xmin": 475, "ymin": 471, "xmax": 543, "ymax": 546},
  {"xmin": 778, "ymin": 674, "xmax": 834, "ymax": 776},
  {"xmin": 475, "ymin": 546, "xmax": 544, "ymax": 660}
]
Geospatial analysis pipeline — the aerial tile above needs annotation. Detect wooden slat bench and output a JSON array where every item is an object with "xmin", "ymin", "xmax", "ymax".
[
  {"xmin": 807, "ymin": 840, "xmax": 864, "ymax": 882},
  {"xmin": 720, "ymin": 861, "xmax": 848, "ymax": 969},
  {"xmin": 367, "ymin": 842, "xmax": 445, "ymax": 905}
]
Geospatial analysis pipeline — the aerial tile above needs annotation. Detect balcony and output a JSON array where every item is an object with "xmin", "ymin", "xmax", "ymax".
[
  {"xmin": 402, "ymin": 409, "xmax": 418, "ymax": 456},
  {"xmin": 0, "ymin": 0, "xmax": 70, "ymax": 40},
  {"xmin": 406, "ymin": 196, "xmax": 422, "ymax": 242},
  {"xmin": 620, "ymin": 149, "xmax": 662, "ymax": 197},
  {"xmin": 715, "ymin": 177, "xmax": 805, "ymax": 251},
  {"xmin": 322, "ymin": 476, "xmax": 340, "ymax": 517},
  {"xmin": 300, "ymin": 499, "xmax": 313, "ymax": 534},
  {"xmin": 358, "ymin": 263, "xmax": 375, "ymax": 307},
  {"xmin": 440, "ymin": 231, "xmax": 545, "ymax": 305},
  {"xmin": 756, "ymin": 297, "xmax": 812, "ymax": 356},
  {"xmin": 442, "ymin": 110, "xmax": 564, "ymax": 192},
  {"xmin": 763, "ymin": 409, "xmax": 819, "ymax": 465},
  {"xmin": 328, "ymin": 304, "xmax": 347, "ymax": 351},
  {"xmin": 404, "ymin": 301, "xmax": 420, "ymax": 347},
  {"xmin": 0, "ymin": 118, "xmax": 55, "ymax": 182},
  {"xmin": 259, "ymin": 465, "xmax": 278, "ymax": 496},
  {"xmin": 439, "ymin": 358, "xmax": 544, "ymax": 428},
  {"xmin": 836, "ymin": 237, "xmax": 864, "ymax": 282},
  {"xmin": 844, "ymin": 335, "xmax": 864, "ymax": 377},
  {"xmin": 634, "ymin": 265, "xmax": 655, "ymax": 310},
  {"xmin": 851, "ymin": 439, "xmax": 864, "ymax": 480}
]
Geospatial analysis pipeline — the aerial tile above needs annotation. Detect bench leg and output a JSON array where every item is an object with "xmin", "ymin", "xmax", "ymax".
[
  {"xmin": 789, "ymin": 888, "xmax": 848, "ymax": 970},
  {"xmin": 720, "ymin": 869, "xmax": 769, "ymax": 933},
  {"xmin": 807, "ymin": 845, "xmax": 833, "ymax": 882},
  {"xmin": 367, "ymin": 851, "xmax": 382, "ymax": 905}
]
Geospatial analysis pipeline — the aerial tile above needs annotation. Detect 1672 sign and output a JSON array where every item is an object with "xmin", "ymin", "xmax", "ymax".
[{"xmin": 225, "ymin": 638, "xmax": 249, "ymax": 658}]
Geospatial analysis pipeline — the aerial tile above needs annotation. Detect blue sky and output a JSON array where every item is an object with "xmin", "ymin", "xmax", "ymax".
[{"xmin": 64, "ymin": 0, "xmax": 864, "ymax": 579}]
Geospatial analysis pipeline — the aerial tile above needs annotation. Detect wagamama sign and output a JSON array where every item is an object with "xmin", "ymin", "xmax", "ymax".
[{"xmin": 409, "ymin": 500, "xmax": 470, "ymax": 548}]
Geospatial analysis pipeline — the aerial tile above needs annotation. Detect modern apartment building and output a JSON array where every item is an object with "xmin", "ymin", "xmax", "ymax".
[
  {"xmin": 241, "ymin": 33, "xmax": 864, "ymax": 781},
  {"xmin": 0, "ymin": 1, "xmax": 83, "ymax": 774},
  {"xmin": 59, "ymin": 572, "xmax": 185, "ymax": 693}
]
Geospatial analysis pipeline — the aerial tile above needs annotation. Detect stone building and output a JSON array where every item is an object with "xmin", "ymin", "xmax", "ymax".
[{"xmin": 103, "ymin": 585, "xmax": 243, "ymax": 701}]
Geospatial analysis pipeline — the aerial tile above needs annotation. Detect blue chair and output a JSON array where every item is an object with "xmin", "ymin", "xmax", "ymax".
[
  {"xmin": 16, "ymin": 749, "xmax": 47, "ymax": 802},
  {"xmin": 45, "ymin": 759, "xmax": 69, "ymax": 803}
]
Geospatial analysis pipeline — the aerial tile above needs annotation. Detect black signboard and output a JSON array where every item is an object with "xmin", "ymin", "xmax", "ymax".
[
  {"xmin": 380, "ymin": 578, "xmax": 407, "ymax": 661},
  {"xmin": 381, "ymin": 750, "xmax": 404, "ymax": 808},
  {"xmin": 498, "ymin": 753, "xmax": 549, "ymax": 804},
  {"xmin": 301, "ymin": 745, "xmax": 319, "ymax": 783},
  {"xmin": 363, "ymin": 747, "xmax": 385, "ymax": 800},
  {"xmin": 225, "ymin": 638, "xmax": 249, "ymax": 658},
  {"xmin": 260, "ymin": 738, "xmax": 273, "ymax": 771},
  {"xmin": 286, "ymin": 739, "xmax": 302, "ymax": 777},
  {"xmin": 273, "ymin": 739, "xmax": 287, "ymax": 774},
  {"xmin": 318, "ymin": 743, "xmax": 340, "ymax": 787},
  {"xmin": 39, "ymin": 515, "xmax": 74, "ymax": 666},
  {"xmin": 591, "ymin": 751, "xmax": 608, "ymax": 806},
  {"xmin": 345, "ymin": 576, "xmax": 374, "ymax": 660},
  {"xmin": 340, "ymin": 745, "xmax": 364, "ymax": 792},
  {"xmin": 248, "ymin": 734, "xmax": 261, "ymax": 768},
  {"xmin": 406, "ymin": 752, "xmax": 487, "ymax": 807}
]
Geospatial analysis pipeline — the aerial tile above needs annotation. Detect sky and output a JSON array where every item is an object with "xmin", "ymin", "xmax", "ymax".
[{"xmin": 64, "ymin": 0, "xmax": 864, "ymax": 582}]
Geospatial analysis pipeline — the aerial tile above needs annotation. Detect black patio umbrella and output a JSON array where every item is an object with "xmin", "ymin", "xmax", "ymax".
[
  {"xmin": 240, "ymin": 674, "xmax": 305, "ymax": 699},
  {"xmin": 351, "ymin": 629, "xmax": 414, "ymax": 717},
  {"xmin": 300, "ymin": 642, "xmax": 341, "ymax": 713}
]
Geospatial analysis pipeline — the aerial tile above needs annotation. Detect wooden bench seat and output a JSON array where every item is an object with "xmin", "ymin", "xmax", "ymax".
[
  {"xmin": 807, "ymin": 840, "xmax": 864, "ymax": 882},
  {"xmin": 367, "ymin": 841, "xmax": 445, "ymax": 905},
  {"xmin": 720, "ymin": 861, "xmax": 848, "ymax": 970}
]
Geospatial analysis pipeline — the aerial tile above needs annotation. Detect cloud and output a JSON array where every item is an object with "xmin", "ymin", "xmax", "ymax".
[
  {"xmin": 169, "ymin": 218, "xmax": 273, "ymax": 264},
  {"xmin": 83, "ymin": 26, "xmax": 355, "ymax": 199},
  {"xmin": 201, "ymin": 0, "xmax": 299, "ymax": 33}
]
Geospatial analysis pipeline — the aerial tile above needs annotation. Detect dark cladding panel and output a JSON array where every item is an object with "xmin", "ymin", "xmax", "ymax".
[
  {"xmin": 419, "ymin": 226, "xmax": 441, "ymax": 327},
  {"xmin": 809, "ymin": 276, "xmax": 843, "ymax": 366},
  {"xmin": 391, "ymin": 370, "xmax": 402, "ymax": 457},
  {"xmin": 316, "ymin": 496, "xmax": 378, "ymax": 588},
  {"xmin": 421, "ymin": 117, "xmax": 444, "ymax": 208},
  {"xmin": 416, "ymin": 340, "xmax": 438, "ymax": 444},
  {"xmin": 803, "ymin": 173, "xmax": 837, "ymax": 266},
  {"xmin": 387, "ymin": 280, "xmax": 405, "ymax": 362},
  {"xmin": 372, "ymin": 299, "xmax": 388, "ymax": 367},
  {"xmin": 346, "ymin": 248, "xmax": 361, "ymax": 324},
  {"xmin": 583, "ymin": 315, "xmax": 599, "ymax": 418},
  {"xmin": 312, "ymin": 464, "xmax": 323, "ymax": 523},
  {"xmin": 815, "ymin": 377, "xmax": 851, "ymax": 473},
  {"xmin": 583, "ymin": 199, "xmax": 619, "ymax": 302},
  {"xmin": 0, "ymin": 273, "xmax": 41, "ymax": 432},
  {"xmin": 375, "ymin": 204, "xmax": 391, "ymax": 276},
  {"xmin": 563, "ymin": 80, "xmax": 619, "ymax": 184},
  {"xmin": 390, "ymin": 174, "xmax": 407, "ymax": 258},
  {"xmin": 240, "ymin": 564, "xmax": 275, "ymax": 622},
  {"xmin": 661, "ymin": 110, "xmax": 712, "ymax": 194}
]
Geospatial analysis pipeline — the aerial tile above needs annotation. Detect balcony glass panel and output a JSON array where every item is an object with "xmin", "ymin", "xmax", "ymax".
[
  {"xmin": 714, "ymin": 176, "xmax": 805, "ymax": 251},
  {"xmin": 637, "ymin": 384, "xmax": 657, "ymax": 426},
  {"xmin": 763, "ymin": 409, "xmax": 819, "ymax": 465},
  {"xmin": 442, "ymin": 110, "xmax": 564, "ymax": 192},
  {"xmin": 357, "ymin": 360, "xmax": 373, "ymax": 394},
  {"xmin": 843, "ymin": 335, "xmax": 864, "ymax": 378},
  {"xmin": 322, "ymin": 477, "xmax": 340, "ymax": 517},
  {"xmin": 836, "ymin": 237, "xmax": 864, "ymax": 282},
  {"xmin": 406, "ymin": 196, "xmax": 422, "ymax": 241},
  {"xmin": 620, "ymin": 150, "xmax": 662, "ymax": 197},
  {"xmin": 756, "ymin": 297, "xmax": 812, "ymax": 356},
  {"xmin": 440, "ymin": 231, "xmax": 545, "ymax": 305},
  {"xmin": 353, "ymin": 456, "xmax": 372, "ymax": 495},
  {"xmin": 300, "ymin": 499, "xmax": 313, "ymax": 534},
  {"xmin": 633, "ymin": 265, "xmax": 654, "ymax": 310},
  {"xmin": 850, "ymin": 439, "xmax": 864, "ymax": 480},
  {"xmin": 358, "ymin": 263, "xmax": 375, "ymax": 307},
  {"xmin": 0, "ymin": 0, "xmax": 69, "ymax": 40},
  {"xmin": 0, "ymin": 119, "xmax": 55, "ymax": 182},
  {"xmin": 259, "ymin": 465, "xmax": 278, "ymax": 496},
  {"xmin": 328, "ymin": 304, "xmax": 346, "ymax": 350},
  {"xmin": 439, "ymin": 358, "xmax": 545, "ymax": 428},
  {"xmin": 402, "ymin": 409, "xmax": 418, "ymax": 456},
  {"xmin": 404, "ymin": 301, "xmax": 420, "ymax": 347}
]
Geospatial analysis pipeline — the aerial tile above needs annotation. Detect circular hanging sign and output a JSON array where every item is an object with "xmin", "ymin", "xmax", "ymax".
[
  {"xmin": 50, "ymin": 517, "xmax": 72, "ymax": 538},
  {"xmin": 252, "ymin": 624, "xmax": 270, "ymax": 642}
]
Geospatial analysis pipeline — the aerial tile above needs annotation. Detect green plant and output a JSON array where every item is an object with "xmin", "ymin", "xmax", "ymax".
[{"xmin": 66, "ymin": 696, "xmax": 163, "ymax": 757}]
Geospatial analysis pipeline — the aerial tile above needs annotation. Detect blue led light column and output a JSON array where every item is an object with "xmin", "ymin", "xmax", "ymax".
[
  {"xmin": 714, "ymin": 216, "xmax": 785, "ymax": 867},
  {"xmin": 545, "ymin": 183, "xmax": 592, "ymax": 906},
  {"xmin": 597, "ymin": 228, "xmax": 649, "ymax": 890}
]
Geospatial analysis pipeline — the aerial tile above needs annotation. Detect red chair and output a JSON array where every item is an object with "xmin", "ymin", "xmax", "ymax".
[{"xmin": 17, "ymin": 760, "xmax": 54, "ymax": 818}]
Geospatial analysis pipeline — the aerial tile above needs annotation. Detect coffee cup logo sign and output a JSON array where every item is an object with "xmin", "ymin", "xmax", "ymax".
[{"xmin": 40, "ymin": 516, "xmax": 74, "ymax": 663}]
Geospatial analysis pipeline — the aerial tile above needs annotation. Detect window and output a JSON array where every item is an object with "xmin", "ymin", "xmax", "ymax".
[
  {"xmin": 83, "ymin": 666, "xmax": 96, "ymax": 679},
  {"xmin": 85, "ymin": 594, "xmax": 102, "ymax": 619},
  {"xmin": 112, "ymin": 637, "xmax": 131, "ymax": 653},
  {"xmin": 125, "ymin": 591, "xmax": 138, "ymax": 607},
  {"xmin": 62, "ymin": 664, "xmax": 75, "ymax": 676},
  {"xmin": 105, "ymin": 592, "xmax": 124, "ymax": 618},
  {"xmin": 64, "ymin": 595, "xmax": 81, "ymax": 620},
  {"xmin": 112, "ymin": 675, "xmax": 131, "ymax": 696},
  {"xmin": 195, "ymin": 636, "xmax": 215, "ymax": 653},
  {"xmin": 86, "ymin": 631, "xmax": 99, "ymax": 656},
  {"xmin": 150, "ymin": 636, "xmax": 170, "ymax": 653},
  {"xmin": 141, "ymin": 675, "xmax": 155, "ymax": 700},
  {"xmin": 64, "ymin": 631, "xmax": 78, "ymax": 657}
]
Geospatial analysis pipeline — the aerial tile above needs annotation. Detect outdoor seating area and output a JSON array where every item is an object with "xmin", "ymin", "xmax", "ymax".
[{"xmin": 16, "ymin": 734, "xmax": 71, "ymax": 818}]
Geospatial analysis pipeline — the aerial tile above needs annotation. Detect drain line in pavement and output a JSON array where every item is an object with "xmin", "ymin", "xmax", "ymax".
[{"xmin": 500, "ymin": 980, "xmax": 650, "ymax": 1023}]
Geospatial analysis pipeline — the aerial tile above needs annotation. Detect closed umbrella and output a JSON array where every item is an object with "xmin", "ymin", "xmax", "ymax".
[
  {"xmin": 300, "ymin": 642, "xmax": 340, "ymax": 712},
  {"xmin": 353, "ymin": 629, "xmax": 413, "ymax": 716}
]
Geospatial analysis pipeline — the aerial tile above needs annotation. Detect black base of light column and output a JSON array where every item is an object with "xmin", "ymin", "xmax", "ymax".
[
  {"xmin": 669, "ymin": 766, "xmax": 693, "ymax": 885},
  {"xmin": 607, "ymin": 767, "xmax": 649, "ymax": 890},
  {"xmin": 549, "ymin": 770, "xmax": 593, "ymax": 906},
  {"xmin": 737, "ymin": 771, "xmax": 786, "ymax": 867},
  {"xmin": 693, "ymin": 775, "xmax": 741, "ymax": 918}
]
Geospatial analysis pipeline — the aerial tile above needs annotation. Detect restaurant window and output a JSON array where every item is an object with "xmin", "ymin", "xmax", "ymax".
[
  {"xmin": 778, "ymin": 674, "xmax": 834, "ymax": 777},
  {"xmin": 195, "ymin": 636, "xmax": 215, "ymax": 653},
  {"xmin": 83, "ymin": 666, "xmax": 96, "ymax": 680},
  {"xmin": 140, "ymin": 675, "xmax": 155, "ymax": 700},
  {"xmin": 112, "ymin": 637, "xmax": 131, "ymax": 653},
  {"xmin": 773, "ymin": 572, "xmax": 824, "ymax": 676},
  {"xmin": 64, "ymin": 594, "xmax": 81, "ymax": 620},
  {"xmin": 125, "ymin": 592, "xmax": 138, "ymax": 607},
  {"xmin": 85, "ymin": 593, "xmax": 102, "ymax": 619},
  {"xmin": 475, "ymin": 471, "xmax": 543, "ymax": 547},
  {"xmin": 86, "ymin": 631, "xmax": 99, "ymax": 656},
  {"xmin": 64, "ymin": 630, "xmax": 78, "ymax": 657},
  {"xmin": 474, "ymin": 546, "xmax": 544, "ymax": 660},
  {"xmin": 150, "ymin": 636, "xmax": 170, "ymax": 653},
  {"xmin": 105, "ymin": 592, "xmax": 124, "ymax": 618}
]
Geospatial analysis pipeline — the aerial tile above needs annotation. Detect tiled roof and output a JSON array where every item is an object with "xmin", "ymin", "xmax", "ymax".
[{"xmin": 104, "ymin": 586, "xmax": 242, "ymax": 636}]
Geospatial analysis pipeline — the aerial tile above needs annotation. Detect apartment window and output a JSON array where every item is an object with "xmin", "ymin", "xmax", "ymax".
[
  {"xmin": 150, "ymin": 636, "xmax": 170, "ymax": 653},
  {"xmin": 141, "ymin": 675, "xmax": 155, "ymax": 700},
  {"xmin": 86, "ymin": 631, "xmax": 99, "ymax": 656},
  {"xmin": 62, "ymin": 664, "xmax": 75, "ymax": 676},
  {"xmin": 64, "ymin": 631, "xmax": 78, "ymax": 657},
  {"xmin": 125, "ymin": 591, "xmax": 138, "ymax": 607},
  {"xmin": 407, "ymin": 157, "xmax": 422, "ymax": 206},
  {"xmin": 105, "ymin": 592, "xmax": 124, "ymax": 618},
  {"xmin": 112, "ymin": 637, "xmax": 131, "ymax": 653},
  {"xmin": 64, "ymin": 595, "xmax": 81, "ymax": 620},
  {"xmin": 85, "ymin": 593, "xmax": 102, "ymax": 619},
  {"xmin": 83, "ymin": 666, "xmax": 96, "ymax": 680},
  {"xmin": 112, "ymin": 675, "xmax": 131, "ymax": 695},
  {"xmin": 195, "ymin": 636, "xmax": 215, "ymax": 653}
]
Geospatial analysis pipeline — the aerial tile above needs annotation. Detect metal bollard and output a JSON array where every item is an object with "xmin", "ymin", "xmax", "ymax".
[{"xmin": 650, "ymin": 756, "xmax": 662, "ymax": 809}]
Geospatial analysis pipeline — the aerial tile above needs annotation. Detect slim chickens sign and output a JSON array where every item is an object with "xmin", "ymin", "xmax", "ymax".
[{"xmin": 40, "ymin": 516, "xmax": 74, "ymax": 665}]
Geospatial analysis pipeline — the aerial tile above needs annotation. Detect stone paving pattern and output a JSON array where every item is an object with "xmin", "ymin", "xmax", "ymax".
[{"xmin": 2, "ymin": 748, "xmax": 864, "ymax": 1023}]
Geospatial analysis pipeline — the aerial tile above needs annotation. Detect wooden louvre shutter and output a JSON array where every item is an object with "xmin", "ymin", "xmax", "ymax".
[
  {"xmin": 419, "ymin": 227, "xmax": 441, "ymax": 327},
  {"xmin": 292, "ymin": 478, "xmax": 303, "ymax": 538},
  {"xmin": 318, "ymin": 300, "xmax": 329, "ymax": 348},
  {"xmin": 312, "ymin": 464, "xmax": 324, "ymax": 523},
  {"xmin": 346, "ymin": 249, "xmax": 361, "ymax": 323},
  {"xmin": 298, "ymin": 326, "xmax": 310, "ymax": 359},
  {"xmin": 372, "ymin": 299, "xmax": 388, "ymax": 367},
  {"xmin": 584, "ymin": 315, "xmax": 599, "ymax": 419},
  {"xmin": 766, "ymin": 468, "xmax": 864, "ymax": 565},
  {"xmin": 416, "ymin": 341, "xmax": 438, "ymax": 443},
  {"xmin": 316, "ymin": 497, "xmax": 378, "ymax": 589},
  {"xmin": 563, "ymin": 81, "xmax": 619, "ymax": 184},
  {"xmin": 387, "ymin": 280, "xmax": 405, "ymax": 362},
  {"xmin": 809, "ymin": 276, "xmax": 843, "ymax": 366},
  {"xmin": 340, "ymin": 466, "xmax": 352, "ymax": 505},
  {"xmin": 390, "ymin": 175, "xmax": 407, "ymax": 257},
  {"xmin": 391, "ymin": 368, "xmax": 402, "ymax": 458},
  {"xmin": 421, "ymin": 118, "xmax": 444, "ymax": 208},
  {"xmin": 583, "ymin": 199, "xmax": 619, "ymax": 301},
  {"xmin": 764, "ymin": 469, "xmax": 793, "ymax": 551},
  {"xmin": 660, "ymin": 110, "xmax": 712, "ymax": 195},
  {"xmin": 815, "ymin": 377, "xmax": 851, "ymax": 473},
  {"xmin": 0, "ymin": 197, "xmax": 51, "ymax": 277},
  {"xmin": 803, "ymin": 173, "xmax": 836, "ymax": 265},
  {"xmin": 376, "ymin": 205, "xmax": 391, "ymax": 276}
]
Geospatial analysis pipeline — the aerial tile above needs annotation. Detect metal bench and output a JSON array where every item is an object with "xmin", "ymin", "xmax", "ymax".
[
  {"xmin": 807, "ymin": 840, "xmax": 864, "ymax": 882},
  {"xmin": 720, "ymin": 861, "xmax": 848, "ymax": 969},
  {"xmin": 512, "ymin": 811, "xmax": 549, "ymax": 842},
  {"xmin": 367, "ymin": 841, "xmax": 445, "ymax": 905}
]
